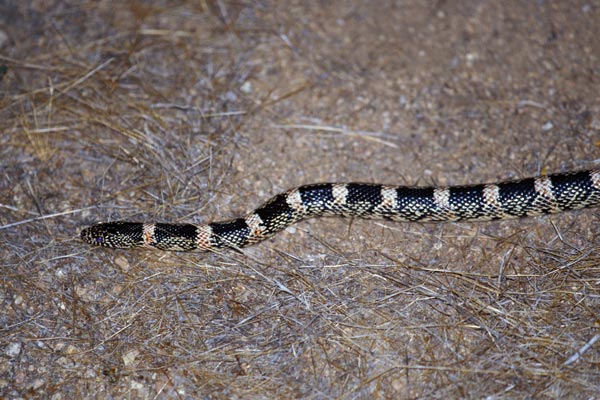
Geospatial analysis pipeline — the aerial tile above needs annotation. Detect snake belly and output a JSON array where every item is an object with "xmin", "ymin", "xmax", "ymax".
[{"xmin": 81, "ymin": 169, "xmax": 600, "ymax": 252}]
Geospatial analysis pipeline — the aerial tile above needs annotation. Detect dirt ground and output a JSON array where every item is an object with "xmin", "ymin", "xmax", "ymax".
[{"xmin": 1, "ymin": 1, "xmax": 599, "ymax": 398}]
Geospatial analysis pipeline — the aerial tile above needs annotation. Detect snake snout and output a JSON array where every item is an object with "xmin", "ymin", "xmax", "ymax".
[
  {"xmin": 80, "ymin": 226, "xmax": 105, "ymax": 246},
  {"xmin": 81, "ymin": 222, "xmax": 146, "ymax": 248}
]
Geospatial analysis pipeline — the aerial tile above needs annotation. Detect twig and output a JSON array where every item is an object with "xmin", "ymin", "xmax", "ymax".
[
  {"xmin": 0, "ymin": 206, "xmax": 96, "ymax": 231},
  {"xmin": 562, "ymin": 333, "xmax": 600, "ymax": 366}
]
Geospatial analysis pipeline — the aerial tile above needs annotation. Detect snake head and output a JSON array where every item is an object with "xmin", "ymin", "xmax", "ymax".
[{"xmin": 80, "ymin": 222, "xmax": 145, "ymax": 248}]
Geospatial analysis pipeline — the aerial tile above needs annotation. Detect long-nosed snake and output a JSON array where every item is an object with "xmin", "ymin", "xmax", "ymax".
[{"xmin": 81, "ymin": 169, "xmax": 600, "ymax": 252}]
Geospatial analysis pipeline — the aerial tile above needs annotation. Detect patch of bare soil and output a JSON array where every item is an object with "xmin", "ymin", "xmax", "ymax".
[{"xmin": 1, "ymin": 1, "xmax": 599, "ymax": 398}]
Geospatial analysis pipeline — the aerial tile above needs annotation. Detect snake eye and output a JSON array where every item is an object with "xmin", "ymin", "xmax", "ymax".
[{"xmin": 95, "ymin": 236, "xmax": 104, "ymax": 245}]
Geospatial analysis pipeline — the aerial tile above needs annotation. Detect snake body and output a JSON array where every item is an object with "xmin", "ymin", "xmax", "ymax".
[{"xmin": 81, "ymin": 169, "xmax": 600, "ymax": 252}]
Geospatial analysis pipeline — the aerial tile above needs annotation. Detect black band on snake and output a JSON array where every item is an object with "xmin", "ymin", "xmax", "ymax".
[{"xmin": 81, "ymin": 169, "xmax": 600, "ymax": 252}]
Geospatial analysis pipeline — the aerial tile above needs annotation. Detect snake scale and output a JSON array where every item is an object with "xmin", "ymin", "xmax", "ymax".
[{"xmin": 81, "ymin": 169, "xmax": 600, "ymax": 252}]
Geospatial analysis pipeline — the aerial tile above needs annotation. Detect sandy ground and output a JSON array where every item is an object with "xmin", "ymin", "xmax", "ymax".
[{"xmin": 1, "ymin": 1, "xmax": 599, "ymax": 398}]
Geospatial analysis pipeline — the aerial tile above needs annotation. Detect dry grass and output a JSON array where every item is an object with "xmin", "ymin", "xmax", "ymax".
[{"xmin": 1, "ymin": 1, "xmax": 599, "ymax": 398}]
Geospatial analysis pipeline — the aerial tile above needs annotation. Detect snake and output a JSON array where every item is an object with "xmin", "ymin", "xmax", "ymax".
[{"xmin": 81, "ymin": 169, "xmax": 600, "ymax": 252}]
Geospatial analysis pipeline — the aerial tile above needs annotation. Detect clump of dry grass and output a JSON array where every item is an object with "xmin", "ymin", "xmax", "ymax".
[{"xmin": 1, "ymin": 1, "xmax": 599, "ymax": 398}]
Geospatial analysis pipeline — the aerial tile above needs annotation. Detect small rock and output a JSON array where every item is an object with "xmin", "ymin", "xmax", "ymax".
[
  {"xmin": 114, "ymin": 255, "xmax": 130, "ymax": 271},
  {"xmin": 0, "ymin": 30, "xmax": 8, "ymax": 48},
  {"xmin": 5, "ymin": 342, "xmax": 21, "ymax": 357},
  {"xmin": 240, "ymin": 81, "xmax": 252, "ymax": 93},
  {"xmin": 32, "ymin": 378, "xmax": 45, "ymax": 390},
  {"xmin": 123, "ymin": 349, "xmax": 139, "ymax": 366}
]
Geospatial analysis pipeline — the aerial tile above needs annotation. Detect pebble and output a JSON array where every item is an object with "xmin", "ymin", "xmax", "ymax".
[
  {"xmin": 5, "ymin": 342, "xmax": 21, "ymax": 357},
  {"xmin": 0, "ymin": 30, "xmax": 7, "ymax": 48},
  {"xmin": 542, "ymin": 122, "xmax": 553, "ymax": 131}
]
